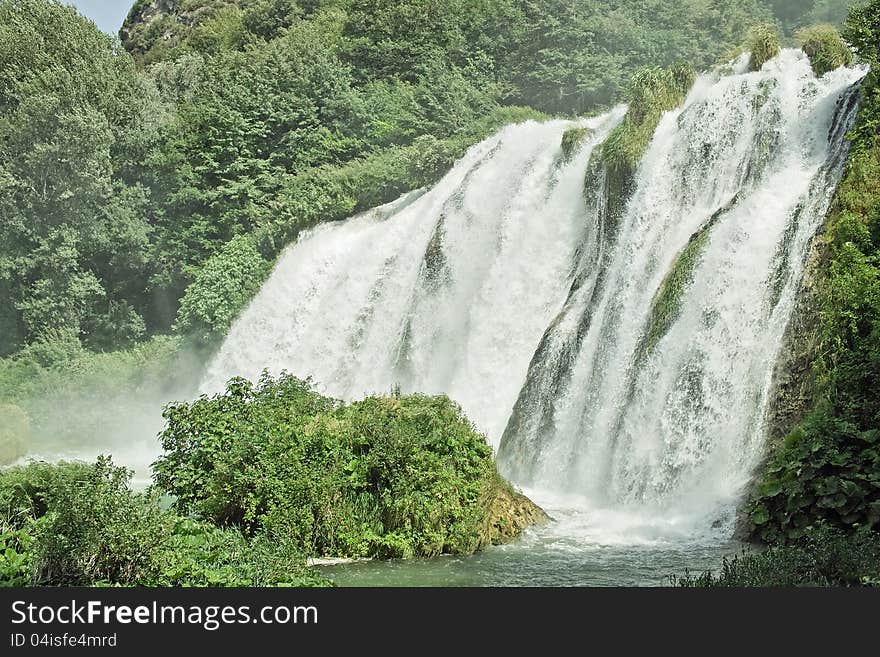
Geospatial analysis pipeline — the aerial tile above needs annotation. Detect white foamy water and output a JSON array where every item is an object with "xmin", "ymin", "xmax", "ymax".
[
  {"xmin": 203, "ymin": 50, "xmax": 865, "ymax": 547},
  {"xmin": 202, "ymin": 110, "xmax": 627, "ymax": 445}
]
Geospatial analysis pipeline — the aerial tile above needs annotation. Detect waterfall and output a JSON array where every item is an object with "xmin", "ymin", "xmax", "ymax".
[
  {"xmin": 202, "ymin": 109, "xmax": 628, "ymax": 444},
  {"xmin": 203, "ymin": 50, "xmax": 865, "ymax": 540}
]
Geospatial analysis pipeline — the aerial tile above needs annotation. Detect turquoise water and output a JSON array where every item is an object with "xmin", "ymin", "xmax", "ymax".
[
  {"xmin": 320, "ymin": 540, "xmax": 740, "ymax": 587},
  {"xmin": 320, "ymin": 492, "xmax": 747, "ymax": 587}
]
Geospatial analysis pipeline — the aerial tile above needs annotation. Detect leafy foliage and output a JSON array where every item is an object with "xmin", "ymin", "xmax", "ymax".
[
  {"xmin": 1, "ymin": 0, "xmax": 847, "ymax": 360},
  {"xmin": 175, "ymin": 236, "xmax": 271, "ymax": 344},
  {"xmin": 674, "ymin": 525, "xmax": 880, "ymax": 586},
  {"xmin": 154, "ymin": 372, "xmax": 540, "ymax": 559},
  {"xmin": 0, "ymin": 458, "xmax": 329, "ymax": 586},
  {"xmin": 0, "ymin": 0, "xmax": 168, "ymax": 356},
  {"xmin": 0, "ymin": 335, "xmax": 188, "ymax": 447},
  {"xmin": 749, "ymin": 413, "xmax": 880, "ymax": 543},
  {"xmin": 842, "ymin": 0, "xmax": 880, "ymax": 64}
]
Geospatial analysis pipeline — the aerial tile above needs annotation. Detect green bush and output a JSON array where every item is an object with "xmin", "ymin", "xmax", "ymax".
[
  {"xmin": 0, "ymin": 458, "xmax": 329, "ymax": 587},
  {"xmin": 0, "ymin": 528, "xmax": 34, "ymax": 587},
  {"xmin": 175, "ymin": 235, "xmax": 272, "ymax": 345},
  {"xmin": 0, "ymin": 461, "xmax": 96, "ymax": 527},
  {"xmin": 24, "ymin": 458, "xmax": 171, "ymax": 585},
  {"xmin": 675, "ymin": 526, "xmax": 880, "ymax": 586},
  {"xmin": 154, "ymin": 372, "xmax": 538, "ymax": 559},
  {"xmin": 748, "ymin": 413, "xmax": 880, "ymax": 544},
  {"xmin": 844, "ymin": 0, "xmax": 880, "ymax": 65},
  {"xmin": 746, "ymin": 23, "xmax": 782, "ymax": 71},
  {"xmin": 150, "ymin": 518, "xmax": 330, "ymax": 587},
  {"xmin": 797, "ymin": 24, "xmax": 853, "ymax": 76}
]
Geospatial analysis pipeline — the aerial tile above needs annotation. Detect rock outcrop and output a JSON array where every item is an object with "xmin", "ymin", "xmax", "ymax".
[{"xmin": 482, "ymin": 476, "xmax": 550, "ymax": 546}]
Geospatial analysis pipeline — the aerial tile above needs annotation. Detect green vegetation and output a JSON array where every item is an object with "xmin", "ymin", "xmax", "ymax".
[
  {"xmin": 0, "ymin": 458, "xmax": 329, "ymax": 586},
  {"xmin": 601, "ymin": 64, "xmax": 696, "ymax": 177},
  {"xmin": 797, "ymin": 24, "xmax": 854, "ymax": 75},
  {"xmin": 1, "ymin": 0, "xmax": 872, "ymax": 588},
  {"xmin": 154, "ymin": 373, "xmax": 545, "ymax": 559},
  {"xmin": 642, "ymin": 223, "xmax": 714, "ymax": 357},
  {"xmin": 0, "ymin": 404, "xmax": 29, "ymax": 466},
  {"xmin": 675, "ymin": 525, "xmax": 880, "ymax": 586},
  {"xmin": 174, "ymin": 235, "xmax": 272, "ymax": 344},
  {"xmin": 746, "ymin": 23, "xmax": 782, "ymax": 71},
  {"xmin": 560, "ymin": 127, "xmax": 592, "ymax": 163},
  {"xmin": 747, "ymin": 0, "xmax": 880, "ymax": 544},
  {"xmin": 1, "ymin": 373, "xmax": 544, "ymax": 586},
  {"xmin": 0, "ymin": 0, "xmax": 167, "ymax": 356},
  {"xmin": 0, "ymin": 334, "xmax": 195, "ymax": 457},
  {"xmin": 594, "ymin": 64, "xmax": 695, "ymax": 231},
  {"xmin": 0, "ymin": 0, "xmax": 853, "ymax": 361}
]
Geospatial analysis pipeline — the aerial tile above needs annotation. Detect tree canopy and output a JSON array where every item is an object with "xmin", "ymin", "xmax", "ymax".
[{"xmin": 0, "ymin": 0, "xmax": 860, "ymax": 357}]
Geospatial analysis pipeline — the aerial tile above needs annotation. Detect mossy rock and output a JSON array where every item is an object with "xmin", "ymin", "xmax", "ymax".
[
  {"xmin": 638, "ymin": 195, "xmax": 737, "ymax": 359},
  {"xmin": 797, "ymin": 25, "xmax": 853, "ymax": 77},
  {"xmin": 560, "ymin": 127, "xmax": 592, "ymax": 162},
  {"xmin": 642, "ymin": 228, "xmax": 711, "ymax": 356},
  {"xmin": 0, "ymin": 404, "xmax": 30, "ymax": 466},
  {"xmin": 745, "ymin": 23, "xmax": 781, "ymax": 72},
  {"xmin": 481, "ymin": 475, "xmax": 549, "ymax": 546},
  {"xmin": 598, "ymin": 63, "xmax": 695, "ymax": 176}
]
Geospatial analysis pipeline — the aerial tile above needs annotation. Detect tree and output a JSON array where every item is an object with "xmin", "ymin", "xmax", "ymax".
[{"xmin": 0, "ymin": 0, "xmax": 168, "ymax": 353}]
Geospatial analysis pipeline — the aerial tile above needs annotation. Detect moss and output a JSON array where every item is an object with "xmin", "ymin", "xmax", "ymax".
[
  {"xmin": 637, "ymin": 196, "xmax": 738, "ymax": 360},
  {"xmin": 746, "ymin": 23, "xmax": 781, "ymax": 72},
  {"xmin": 0, "ymin": 404, "xmax": 29, "ymax": 466},
  {"xmin": 423, "ymin": 219, "xmax": 449, "ymax": 287},
  {"xmin": 481, "ymin": 474, "xmax": 549, "ymax": 546},
  {"xmin": 560, "ymin": 126, "xmax": 592, "ymax": 162},
  {"xmin": 797, "ymin": 24, "xmax": 854, "ymax": 77},
  {"xmin": 591, "ymin": 63, "xmax": 696, "ymax": 237}
]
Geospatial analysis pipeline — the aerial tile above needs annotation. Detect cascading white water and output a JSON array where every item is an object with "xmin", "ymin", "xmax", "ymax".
[
  {"xmin": 202, "ymin": 109, "xmax": 627, "ymax": 443},
  {"xmin": 499, "ymin": 50, "xmax": 864, "ymax": 538},
  {"xmin": 203, "ymin": 50, "xmax": 865, "ymax": 544}
]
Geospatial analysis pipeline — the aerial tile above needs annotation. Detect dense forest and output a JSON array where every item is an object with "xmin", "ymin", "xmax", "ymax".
[{"xmin": 1, "ymin": 0, "xmax": 878, "ymax": 587}]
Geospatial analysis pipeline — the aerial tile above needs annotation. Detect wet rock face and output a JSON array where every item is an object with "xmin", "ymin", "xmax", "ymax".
[{"xmin": 482, "ymin": 479, "xmax": 550, "ymax": 546}]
